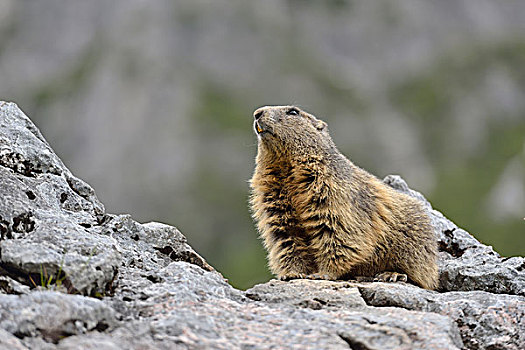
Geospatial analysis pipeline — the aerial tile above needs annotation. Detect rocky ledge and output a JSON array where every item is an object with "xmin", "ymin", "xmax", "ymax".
[{"xmin": 0, "ymin": 101, "xmax": 524, "ymax": 350}]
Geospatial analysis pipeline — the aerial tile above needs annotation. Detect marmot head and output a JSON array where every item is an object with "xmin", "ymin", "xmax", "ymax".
[{"xmin": 253, "ymin": 106, "xmax": 335, "ymax": 158}]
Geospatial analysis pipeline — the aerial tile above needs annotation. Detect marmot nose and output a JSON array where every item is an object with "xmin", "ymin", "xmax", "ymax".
[{"xmin": 254, "ymin": 109, "xmax": 264, "ymax": 120}]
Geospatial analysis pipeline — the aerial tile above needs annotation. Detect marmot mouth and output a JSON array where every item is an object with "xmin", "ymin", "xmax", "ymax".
[
  {"xmin": 254, "ymin": 120, "xmax": 265, "ymax": 134},
  {"xmin": 254, "ymin": 120, "xmax": 275, "ymax": 137}
]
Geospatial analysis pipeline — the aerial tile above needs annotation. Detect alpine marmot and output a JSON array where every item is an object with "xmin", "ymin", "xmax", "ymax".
[{"xmin": 249, "ymin": 106, "xmax": 438, "ymax": 290}]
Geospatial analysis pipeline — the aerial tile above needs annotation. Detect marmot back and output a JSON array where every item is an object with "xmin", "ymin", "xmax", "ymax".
[{"xmin": 249, "ymin": 106, "xmax": 439, "ymax": 290}]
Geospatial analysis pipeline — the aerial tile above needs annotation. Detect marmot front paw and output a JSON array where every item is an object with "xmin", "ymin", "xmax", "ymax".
[{"xmin": 373, "ymin": 271, "xmax": 408, "ymax": 283}]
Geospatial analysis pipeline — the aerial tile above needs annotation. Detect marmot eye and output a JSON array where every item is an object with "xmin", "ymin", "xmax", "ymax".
[{"xmin": 286, "ymin": 108, "xmax": 299, "ymax": 116}]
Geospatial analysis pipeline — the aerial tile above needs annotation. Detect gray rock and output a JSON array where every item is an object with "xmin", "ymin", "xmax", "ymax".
[
  {"xmin": 0, "ymin": 102, "xmax": 119, "ymax": 296},
  {"xmin": 246, "ymin": 278, "xmax": 368, "ymax": 310},
  {"xmin": 245, "ymin": 280, "xmax": 463, "ymax": 349},
  {"xmin": 71, "ymin": 272, "xmax": 460, "ymax": 350},
  {"xmin": 93, "ymin": 214, "xmax": 215, "ymax": 315},
  {"xmin": 0, "ymin": 329, "xmax": 28, "ymax": 350},
  {"xmin": 0, "ymin": 291, "xmax": 116, "ymax": 344},
  {"xmin": 0, "ymin": 102, "xmax": 209, "ymax": 298},
  {"xmin": 0, "ymin": 276, "xmax": 30, "ymax": 295},
  {"xmin": 358, "ymin": 282, "xmax": 525, "ymax": 350},
  {"xmin": 1, "ymin": 101, "xmax": 524, "ymax": 349},
  {"xmin": 385, "ymin": 174, "xmax": 525, "ymax": 296},
  {"xmin": 57, "ymin": 330, "xmax": 157, "ymax": 350}
]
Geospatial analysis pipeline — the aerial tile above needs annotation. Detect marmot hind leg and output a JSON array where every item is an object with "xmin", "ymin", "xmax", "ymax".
[{"xmin": 392, "ymin": 244, "xmax": 439, "ymax": 290}]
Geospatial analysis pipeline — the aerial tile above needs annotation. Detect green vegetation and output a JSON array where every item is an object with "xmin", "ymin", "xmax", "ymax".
[
  {"xmin": 29, "ymin": 262, "xmax": 67, "ymax": 291},
  {"xmin": 390, "ymin": 40, "xmax": 525, "ymax": 256}
]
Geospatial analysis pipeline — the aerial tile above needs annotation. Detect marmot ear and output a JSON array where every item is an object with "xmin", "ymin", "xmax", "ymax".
[{"xmin": 316, "ymin": 120, "xmax": 327, "ymax": 131}]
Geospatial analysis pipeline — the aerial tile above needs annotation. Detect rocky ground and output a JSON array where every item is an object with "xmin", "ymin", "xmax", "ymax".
[{"xmin": 0, "ymin": 101, "xmax": 524, "ymax": 349}]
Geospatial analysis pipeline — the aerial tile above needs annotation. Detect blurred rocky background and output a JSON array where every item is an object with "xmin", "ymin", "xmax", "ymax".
[{"xmin": 0, "ymin": 0, "xmax": 523, "ymax": 289}]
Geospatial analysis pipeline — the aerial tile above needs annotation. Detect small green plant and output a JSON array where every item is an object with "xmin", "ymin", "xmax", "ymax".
[
  {"xmin": 28, "ymin": 248, "xmax": 104, "ymax": 296},
  {"xmin": 29, "ymin": 254, "xmax": 68, "ymax": 291}
]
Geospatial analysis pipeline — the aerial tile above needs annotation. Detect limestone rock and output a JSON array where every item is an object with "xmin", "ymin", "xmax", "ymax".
[
  {"xmin": 385, "ymin": 174, "xmax": 525, "ymax": 297},
  {"xmin": 358, "ymin": 282, "xmax": 525, "ymax": 349},
  {"xmin": 0, "ymin": 102, "xmax": 119, "ymax": 296},
  {"xmin": 0, "ymin": 291, "xmax": 116, "ymax": 344},
  {"xmin": 0, "ymin": 329, "xmax": 28, "ymax": 350},
  {"xmin": 0, "ymin": 102, "xmax": 209, "ymax": 297}
]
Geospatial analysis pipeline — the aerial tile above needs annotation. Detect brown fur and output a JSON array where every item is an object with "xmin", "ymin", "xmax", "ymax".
[{"xmin": 249, "ymin": 106, "xmax": 439, "ymax": 290}]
